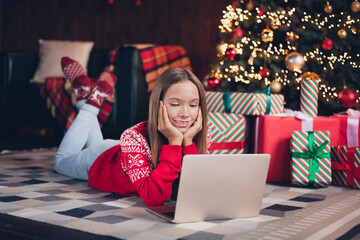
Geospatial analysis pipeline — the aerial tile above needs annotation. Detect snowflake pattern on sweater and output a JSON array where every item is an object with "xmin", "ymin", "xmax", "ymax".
[{"xmin": 120, "ymin": 122, "xmax": 153, "ymax": 183}]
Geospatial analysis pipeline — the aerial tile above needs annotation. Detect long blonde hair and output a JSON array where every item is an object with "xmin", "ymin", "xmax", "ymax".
[{"xmin": 148, "ymin": 68, "xmax": 208, "ymax": 167}]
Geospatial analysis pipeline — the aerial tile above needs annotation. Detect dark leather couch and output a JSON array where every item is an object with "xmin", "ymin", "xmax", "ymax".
[{"xmin": 0, "ymin": 46, "xmax": 149, "ymax": 147}]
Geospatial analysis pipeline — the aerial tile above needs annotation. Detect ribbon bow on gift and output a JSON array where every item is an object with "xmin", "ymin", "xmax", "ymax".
[
  {"xmin": 332, "ymin": 147, "xmax": 360, "ymax": 188},
  {"xmin": 274, "ymin": 108, "xmax": 314, "ymax": 131},
  {"xmin": 291, "ymin": 131, "xmax": 330, "ymax": 186},
  {"xmin": 222, "ymin": 86, "xmax": 272, "ymax": 114}
]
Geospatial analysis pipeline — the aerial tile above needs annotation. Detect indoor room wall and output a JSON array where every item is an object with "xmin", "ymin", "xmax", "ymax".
[{"xmin": 0, "ymin": 0, "xmax": 233, "ymax": 80}]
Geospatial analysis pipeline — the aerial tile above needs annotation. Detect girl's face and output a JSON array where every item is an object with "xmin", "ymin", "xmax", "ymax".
[{"xmin": 162, "ymin": 81, "xmax": 200, "ymax": 134}]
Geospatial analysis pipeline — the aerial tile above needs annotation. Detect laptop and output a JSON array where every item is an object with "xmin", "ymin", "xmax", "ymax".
[{"xmin": 146, "ymin": 154, "xmax": 270, "ymax": 223}]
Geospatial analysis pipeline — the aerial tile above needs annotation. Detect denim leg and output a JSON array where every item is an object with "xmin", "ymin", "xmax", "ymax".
[
  {"xmin": 54, "ymin": 139, "xmax": 119, "ymax": 180},
  {"xmin": 76, "ymin": 100, "xmax": 104, "ymax": 148},
  {"xmin": 53, "ymin": 104, "xmax": 116, "ymax": 180}
]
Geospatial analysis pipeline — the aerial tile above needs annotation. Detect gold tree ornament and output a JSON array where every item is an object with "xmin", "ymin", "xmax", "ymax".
[
  {"xmin": 270, "ymin": 81, "xmax": 282, "ymax": 93},
  {"xmin": 300, "ymin": 72, "xmax": 321, "ymax": 82},
  {"xmin": 261, "ymin": 28, "xmax": 274, "ymax": 43},
  {"xmin": 285, "ymin": 52, "xmax": 305, "ymax": 72},
  {"xmin": 324, "ymin": 2, "xmax": 333, "ymax": 13},
  {"xmin": 337, "ymin": 29, "xmax": 347, "ymax": 39},
  {"xmin": 351, "ymin": 1, "xmax": 360, "ymax": 12},
  {"xmin": 270, "ymin": 18, "xmax": 281, "ymax": 30},
  {"xmin": 246, "ymin": 1, "xmax": 254, "ymax": 11}
]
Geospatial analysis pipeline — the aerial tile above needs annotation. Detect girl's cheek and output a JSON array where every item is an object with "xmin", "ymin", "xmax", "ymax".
[{"xmin": 191, "ymin": 107, "xmax": 199, "ymax": 117}]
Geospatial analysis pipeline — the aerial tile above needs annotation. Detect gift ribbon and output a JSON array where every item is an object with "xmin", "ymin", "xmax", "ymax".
[
  {"xmin": 331, "ymin": 147, "xmax": 360, "ymax": 188},
  {"xmin": 258, "ymin": 86, "xmax": 272, "ymax": 115},
  {"xmin": 222, "ymin": 92, "xmax": 231, "ymax": 114},
  {"xmin": 291, "ymin": 131, "xmax": 329, "ymax": 186},
  {"xmin": 334, "ymin": 109, "xmax": 360, "ymax": 147},
  {"xmin": 274, "ymin": 108, "xmax": 314, "ymax": 131},
  {"xmin": 209, "ymin": 141, "xmax": 244, "ymax": 152},
  {"xmin": 347, "ymin": 109, "xmax": 360, "ymax": 147},
  {"xmin": 221, "ymin": 87, "xmax": 272, "ymax": 114}
]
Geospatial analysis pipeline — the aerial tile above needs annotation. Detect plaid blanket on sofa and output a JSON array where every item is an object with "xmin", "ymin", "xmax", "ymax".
[
  {"xmin": 38, "ymin": 77, "xmax": 114, "ymax": 130},
  {"xmin": 138, "ymin": 45, "xmax": 192, "ymax": 93}
]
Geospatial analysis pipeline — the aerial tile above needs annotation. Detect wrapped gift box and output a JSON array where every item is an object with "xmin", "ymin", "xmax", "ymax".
[
  {"xmin": 253, "ymin": 115, "xmax": 340, "ymax": 182},
  {"xmin": 331, "ymin": 146, "xmax": 360, "ymax": 189},
  {"xmin": 206, "ymin": 91, "xmax": 284, "ymax": 116},
  {"xmin": 291, "ymin": 131, "xmax": 331, "ymax": 187},
  {"xmin": 208, "ymin": 112, "xmax": 247, "ymax": 154},
  {"xmin": 330, "ymin": 114, "xmax": 360, "ymax": 147}
]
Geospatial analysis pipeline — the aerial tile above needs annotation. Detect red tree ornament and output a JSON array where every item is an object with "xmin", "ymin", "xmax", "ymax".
[
  {"xmin": 225, "ymin": 48, "xmax": 237, "ymax": 60},
  {"xmin": 322, "ymin": 38, "xmax": 333, "ymax": 50},
  {"xmin": 258, "ymin": 7, "xmax": 265, "ymax": 16},
  {"xmin": 231, "ymin": 28, "xmax": 244, "ymax": 40},
  {"xmin": 259, "ymin": 67, "xmax": 270, "ymax": 78},
  {"xmin": 232, "ymin": 0, "xmax": 240, "ymax": 9},
  {"xmin": 207, "ymin": 76, "xmax": 221, "ymax": 90},
  {"xmin": 338, "ymin": 89, "xmax": 357, "ymax": 108}
]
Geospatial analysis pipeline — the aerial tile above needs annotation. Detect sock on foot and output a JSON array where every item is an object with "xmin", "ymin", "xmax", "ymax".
[
  {"xmin": 61, "ymin": 57, "xmax": 91, "ymax": 101},
  {"xmin": 86, "ymin": 72, "xmax": 117, "ymax": 108}
]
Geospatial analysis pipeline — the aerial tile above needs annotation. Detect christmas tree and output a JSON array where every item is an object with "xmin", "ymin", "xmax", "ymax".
[{"xmin": 206, "ymin": 0, "xmax": 360, "ymax": 115}]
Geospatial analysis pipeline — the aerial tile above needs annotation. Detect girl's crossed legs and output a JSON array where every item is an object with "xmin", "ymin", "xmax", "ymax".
[{"xmin": 53, "ymin": 103, "xmax": 118, "ymax": 180}]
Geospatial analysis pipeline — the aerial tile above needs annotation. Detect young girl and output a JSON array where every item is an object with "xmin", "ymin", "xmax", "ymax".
[{"xmin": 53, "ymin": 57, "xmax": 211, "ymax": 207}]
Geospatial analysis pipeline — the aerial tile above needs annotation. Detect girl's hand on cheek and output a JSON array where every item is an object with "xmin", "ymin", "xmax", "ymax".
[
  {"xmin": 157, "ymin": 101, "xmax": 183, "ymax": 145},
  {"xmin": 183, "ymin": 108, "xmax": 203, "ymax": 146}
]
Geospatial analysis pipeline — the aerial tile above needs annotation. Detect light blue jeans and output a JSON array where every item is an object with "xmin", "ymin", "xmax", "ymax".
[{"xmin": 53, "ymin": 101, "xmax": 119, "ymax": 180}]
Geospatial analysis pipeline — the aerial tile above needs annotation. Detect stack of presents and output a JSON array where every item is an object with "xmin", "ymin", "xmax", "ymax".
[{"xmin": 206, "ymin": 79, "xmax": 360, "ymax": 189}]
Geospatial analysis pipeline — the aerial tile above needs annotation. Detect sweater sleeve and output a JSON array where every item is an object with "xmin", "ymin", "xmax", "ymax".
[
  {"xmin": 182, "ymin": 125, "xmax": 213, "ymax": 155},
  {"xmin": 182, "ymin": 143, "xmax": 199, "ymax": 155},
  {"xmin": 120, "ymin": 128, "xmax": 182, "ymax": 207}
]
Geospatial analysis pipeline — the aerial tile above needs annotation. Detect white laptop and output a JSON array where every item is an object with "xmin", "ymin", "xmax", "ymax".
[{"xmin": 146, "ymin": 154, "xmax": 270, "ymax": 223}]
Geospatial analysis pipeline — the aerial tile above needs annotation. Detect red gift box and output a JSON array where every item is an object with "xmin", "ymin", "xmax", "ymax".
[
  {"xmin": 253, "ymin": 115, "xmax": 340, "ymax": 182},
  {"xmin": 330, "ymin": 114, "xmax": 360, "ymax": 147},
  {"xmin": 331, "ymin": 146, "xmax": 360, "ymax": 189}
]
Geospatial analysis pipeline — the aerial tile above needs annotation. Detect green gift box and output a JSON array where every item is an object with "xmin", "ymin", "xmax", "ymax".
[
  {"xmin": 206, "ymin": 91, "xmax": 284, "ymax": 116},
  {"xmin": 290, "ymin": 131, "xmax": 331, "ymax": 187}
]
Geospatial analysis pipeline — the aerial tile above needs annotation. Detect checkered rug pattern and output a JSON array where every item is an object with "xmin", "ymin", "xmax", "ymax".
[{"xmin": 0, "ymin": 150, "xmax": 360, "ymax": 240}]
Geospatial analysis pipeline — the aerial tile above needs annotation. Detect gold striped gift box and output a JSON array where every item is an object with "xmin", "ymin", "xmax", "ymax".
[
  {"xmin": 206, "ymin": 91, "xmax": 284, "ymax": 116},
  {"xmin": 331, "ymin": 146, "xmax": 360, "ymax": 189},
  {"xmin": 208, "ymin": 112, "xmax": 246, "ymax": 154},
  {"xmin": 290, "ymin": 131, "xmax": 331, "ymax": 187}
]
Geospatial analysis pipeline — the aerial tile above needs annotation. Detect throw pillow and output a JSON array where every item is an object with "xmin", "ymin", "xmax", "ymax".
[{"xmin": 31, "ymin": 39, "xmax": 94, "ymax": 83}]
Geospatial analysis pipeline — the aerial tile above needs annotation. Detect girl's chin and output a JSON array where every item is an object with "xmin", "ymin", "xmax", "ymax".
[{"xmin": 177, "ymin": 128, "xmax": 189, "ymax": 134}]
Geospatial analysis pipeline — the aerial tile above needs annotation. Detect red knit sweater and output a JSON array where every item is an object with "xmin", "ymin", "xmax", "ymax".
[{"xmin": 88, "ymin": 121, "xmax": 211, "ymax": 207}]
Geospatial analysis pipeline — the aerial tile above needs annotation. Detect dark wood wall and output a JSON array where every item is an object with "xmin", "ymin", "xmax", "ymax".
[{"xmin": 1, "ymin": 0, "xmax": 232, "ymax": 79}]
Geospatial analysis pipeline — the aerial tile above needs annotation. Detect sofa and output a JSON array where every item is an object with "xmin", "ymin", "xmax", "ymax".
[{"xmin": 0, "ymin": 46, "xmax": 150, "ymax": 147}]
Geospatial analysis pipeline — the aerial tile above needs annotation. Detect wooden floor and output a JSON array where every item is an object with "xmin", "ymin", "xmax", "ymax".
[{"xmin": 0, "ymin": 213, "xmax": 120, "ymax": 240}]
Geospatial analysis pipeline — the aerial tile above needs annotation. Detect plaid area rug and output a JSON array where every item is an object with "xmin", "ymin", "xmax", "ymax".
[{"xmin": 0, "ymin": 150, "xmax": 359, "ymax": 240}]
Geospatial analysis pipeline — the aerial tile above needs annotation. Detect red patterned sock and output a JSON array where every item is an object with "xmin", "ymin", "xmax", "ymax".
[
  {"xmin": 61, "ymin": 57, "xmax": 91, "ymax": 101},
  {"xmin": 86, "ymin": 72, "xmax": 117, "ymax": 108}
]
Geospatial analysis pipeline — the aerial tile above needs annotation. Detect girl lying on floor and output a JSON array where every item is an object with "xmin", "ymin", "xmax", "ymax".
[{"xmin": 53, "ymin": 58, "xmax": 211, "ymax": 206}]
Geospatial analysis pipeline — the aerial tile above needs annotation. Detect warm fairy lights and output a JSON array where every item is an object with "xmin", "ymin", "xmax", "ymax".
[
  {"xmin": 214, "ymin": 1, "xmax": 360, "ymax": 103},
  {"xmin": 302, "ymin": 12, "xmax": 359, "ymax": 32}
]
